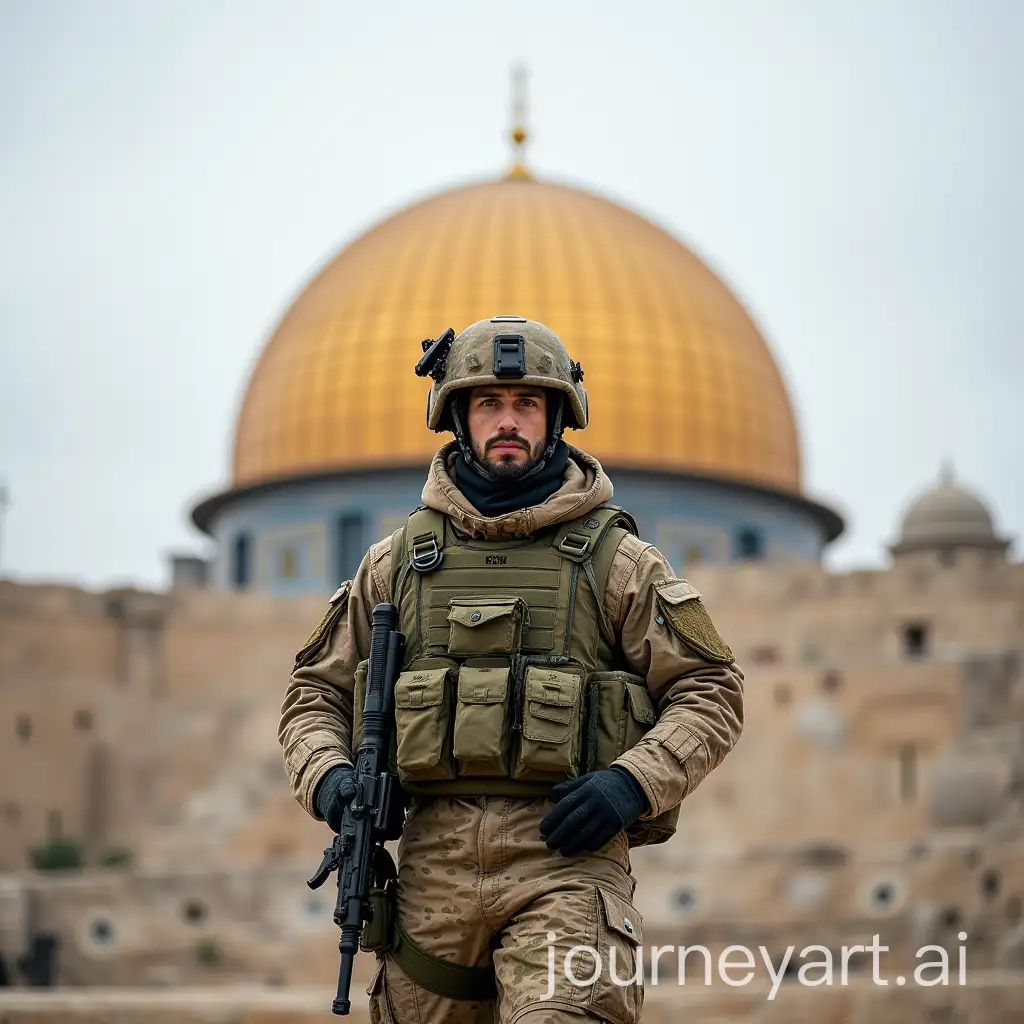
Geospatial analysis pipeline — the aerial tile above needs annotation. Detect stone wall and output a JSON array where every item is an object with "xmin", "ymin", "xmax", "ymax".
[
  {"xmin": 1, "ymin": 550, "xmax": 1022, "ymax": 1006},
  {"xmin": 0, "ymin": 867, "xmax": 363, "ymax": 988}
]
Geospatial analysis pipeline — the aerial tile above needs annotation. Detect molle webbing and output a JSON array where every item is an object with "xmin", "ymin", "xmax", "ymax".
[
  {"xmin": 392, "ymin": 505, "xmax": 637, "ymax": 668},
  {"xmin": 378, "ymin": 501, "xmax": 680, "ymax": 848}
]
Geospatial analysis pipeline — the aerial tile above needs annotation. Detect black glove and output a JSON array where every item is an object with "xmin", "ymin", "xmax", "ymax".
[
  {"xmin": 539, "ymin": 767, "xmax": 650, "ymax": 856},
  {"xmin": 314, "ymin": 765, "xmax": 357, "ymax": 832}
]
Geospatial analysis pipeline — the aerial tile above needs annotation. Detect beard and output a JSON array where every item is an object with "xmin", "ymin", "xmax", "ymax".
[{"xmin": 474, "ymin": 434, "xmax": 546, "ymax": 482}]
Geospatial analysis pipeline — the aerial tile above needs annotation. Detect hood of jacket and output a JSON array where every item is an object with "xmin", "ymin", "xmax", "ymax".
[{"xmin": 421, "ymin": 440, "xmax": 614, "ymax": 540}]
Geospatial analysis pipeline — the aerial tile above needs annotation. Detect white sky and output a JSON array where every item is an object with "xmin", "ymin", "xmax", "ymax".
[{"xmin": 1, "ymin": 0, "xmax": 1021, "ymax": 589}]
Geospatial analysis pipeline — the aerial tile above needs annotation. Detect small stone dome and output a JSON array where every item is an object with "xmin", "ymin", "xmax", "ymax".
[{"xmin": 892, "ymin": 463, "xmax": 1008, "ymax": 556}]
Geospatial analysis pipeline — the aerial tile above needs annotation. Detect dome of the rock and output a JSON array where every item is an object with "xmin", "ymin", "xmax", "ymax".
[{"xmin": 232, "ymin": 177, "xmax": 802, "ymax": 495}]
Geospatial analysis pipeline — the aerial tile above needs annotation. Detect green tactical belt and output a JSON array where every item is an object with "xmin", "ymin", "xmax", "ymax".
[{"xmin": 392, "ymin": 918, "xmax": 498, "ymax": 1001}]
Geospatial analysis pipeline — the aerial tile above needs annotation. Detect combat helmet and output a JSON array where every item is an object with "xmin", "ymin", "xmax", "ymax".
[{"xmin": 417, "ymin": 316, "xmax": 588, "ymax": 440}]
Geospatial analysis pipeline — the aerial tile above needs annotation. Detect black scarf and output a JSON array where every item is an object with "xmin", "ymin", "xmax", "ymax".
[{"xmin": 454, "ymin": 440, "xmax": 571, "ymax": 518}]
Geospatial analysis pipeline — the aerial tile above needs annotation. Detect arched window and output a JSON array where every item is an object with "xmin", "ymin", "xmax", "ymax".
[
  {"xmin": 336, "ymin": 513, "xmax": 365, "ymax": 582},
  {"xmin": 902, "ymin": 623, "xmax": 929, "ymax": 659},
  {"xmin": 231, "ymin": 533, "xmax": 251, "ymax": 589},
  {"xmin": 735, "ymin": 527, "xmax": 763, "ymax": 560}
]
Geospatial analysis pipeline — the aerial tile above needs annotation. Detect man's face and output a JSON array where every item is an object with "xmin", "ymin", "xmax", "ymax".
[{"xmin": 466, "ymin": 385, "xmax": 549, "ymax": 480}]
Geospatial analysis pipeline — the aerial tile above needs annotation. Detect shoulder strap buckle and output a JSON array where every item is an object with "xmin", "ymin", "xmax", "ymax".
[
  {"xmin": 557, "ymin": 532, "xmax": 591, "ymax": 558},
  {"xmin": 410, "ymin": 532, "xmax": 443, "ymax": 573}
]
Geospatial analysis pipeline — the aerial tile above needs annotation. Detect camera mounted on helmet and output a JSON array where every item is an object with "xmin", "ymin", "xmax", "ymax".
[{"xmin": 415, "ymin": 327, "xmax": 456, "ymax": 383}]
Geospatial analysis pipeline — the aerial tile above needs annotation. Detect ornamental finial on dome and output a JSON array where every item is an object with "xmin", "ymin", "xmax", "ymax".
[{"xmin": 506, "ymin": 63, "xmax": 533, "ymax": 181}]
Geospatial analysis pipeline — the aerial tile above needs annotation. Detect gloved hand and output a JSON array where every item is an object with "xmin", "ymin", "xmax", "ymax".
[
  {"xmin": 314, "ymin": 765, "xmax": 357, "ymax": 832},
  {"xmin": 539, "ymin": 767, "xmax": 650, "ymax": 856}
]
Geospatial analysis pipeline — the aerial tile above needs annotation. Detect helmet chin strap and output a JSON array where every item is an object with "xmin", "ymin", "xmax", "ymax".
[{"xmin": 451, "ymin": 392, "xmax": 565, "ymax": 482}]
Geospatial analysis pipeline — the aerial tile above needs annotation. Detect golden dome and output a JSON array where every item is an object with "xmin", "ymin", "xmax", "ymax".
[{"xmin": 233, "ymin": 178, "xmax": 802, "ymax": 493}]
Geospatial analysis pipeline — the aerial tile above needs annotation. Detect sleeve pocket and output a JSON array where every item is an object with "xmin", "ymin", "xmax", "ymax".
[
  {"xmin": 294, "ymin": 581, "xmax": 351, "ymax": 668},
  {"xmin": 284, "ymin": 738, "xmax": 316, "ymax": 777},
  {"xmin": 652, "ymin": 578, "xmax": 734, "ymax": 664}
]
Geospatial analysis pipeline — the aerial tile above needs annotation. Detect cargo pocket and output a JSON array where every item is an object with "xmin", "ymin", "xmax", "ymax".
[
  {"xmin": 447, "ymin": 597, "xmax": 527, "ymax": 656},
  {"xmin": 453, "ymin": 663, "xmax": 511, "ymax": 777},
  {"xmin": 582, "ymin": 671, "xmax": 652, "ymax": 772},
  {"xmin": 366, "ymin": 957, "xmax": 397, "ymax": 1024},
  {"xmin": 590, "ymin": 887, "xmax": 644, "ymax": 1024},
  {"xmin": 394, "ymin": 663, "xmax": 455, "ymax": 781},
  {"xmin": 513, "ymin": 667, "xmax": 583, "ymax": 779}
]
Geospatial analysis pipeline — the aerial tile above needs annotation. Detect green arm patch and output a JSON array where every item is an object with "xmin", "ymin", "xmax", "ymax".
[
  {"xmin": 294, "ymin": 581, "xmax": 350, "ymax": 669},
  {"xmin": 654, "ymin": 588, "xmax": 734, "ymax": 665}
]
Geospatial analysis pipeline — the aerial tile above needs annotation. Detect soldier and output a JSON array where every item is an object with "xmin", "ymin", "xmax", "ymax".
[{"xmin": 279, "ymin": 317, "xmax": 744, "ymax": 1024}]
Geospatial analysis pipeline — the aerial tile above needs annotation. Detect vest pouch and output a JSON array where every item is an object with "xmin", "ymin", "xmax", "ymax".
[
  {"xmin": 513, "ymin": 666, "xmax": 583, "ymax": 780},
  {"xmin": 583, "ymin": 671, "xmax": 681, "ymax": 848},
  {"xmin": 583, "ymin": 671, "xmax": 656, "ymax": 772},
  {"xmin": 624, "ymin": 680, "xmax": 657, "ymax": 748},
  {"xmin": 453, "ymin": 660, "xmax": 512, "ymax": 777},
  {"xmin": 621, "ymin": 676, "xmax": 681, "ymax": 847},
  {"xmin": 447, "ymin": 597, "xmax": 527, "ymax": 656},
  {"xmin": 394, "ymin": 659, "xmax": 456, "ymax": 782},
  {"xmin": 359, "ymin": 879, "xmax": 396, "ymax": 954}
]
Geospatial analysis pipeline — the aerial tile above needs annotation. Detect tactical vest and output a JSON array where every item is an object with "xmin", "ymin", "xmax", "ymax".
[{"xmin": 351, "ymin": 504, "xmax": 680, "ymax": 847}]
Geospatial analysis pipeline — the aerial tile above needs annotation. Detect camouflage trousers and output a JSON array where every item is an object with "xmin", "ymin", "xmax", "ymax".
[{"xmin": 367, "ymin": 795, "xmax": 644, "ymax": 1024}]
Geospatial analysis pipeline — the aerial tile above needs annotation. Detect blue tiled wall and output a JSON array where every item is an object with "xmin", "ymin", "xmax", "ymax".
[{"xmin": 209, "ymin": 465, "xmax": 828, "ymax": 593}]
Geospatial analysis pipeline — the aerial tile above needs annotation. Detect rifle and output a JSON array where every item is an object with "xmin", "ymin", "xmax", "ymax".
[{"xmin": 307, "ymin": 603, "xmax": 406, "ymax": 1015}]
